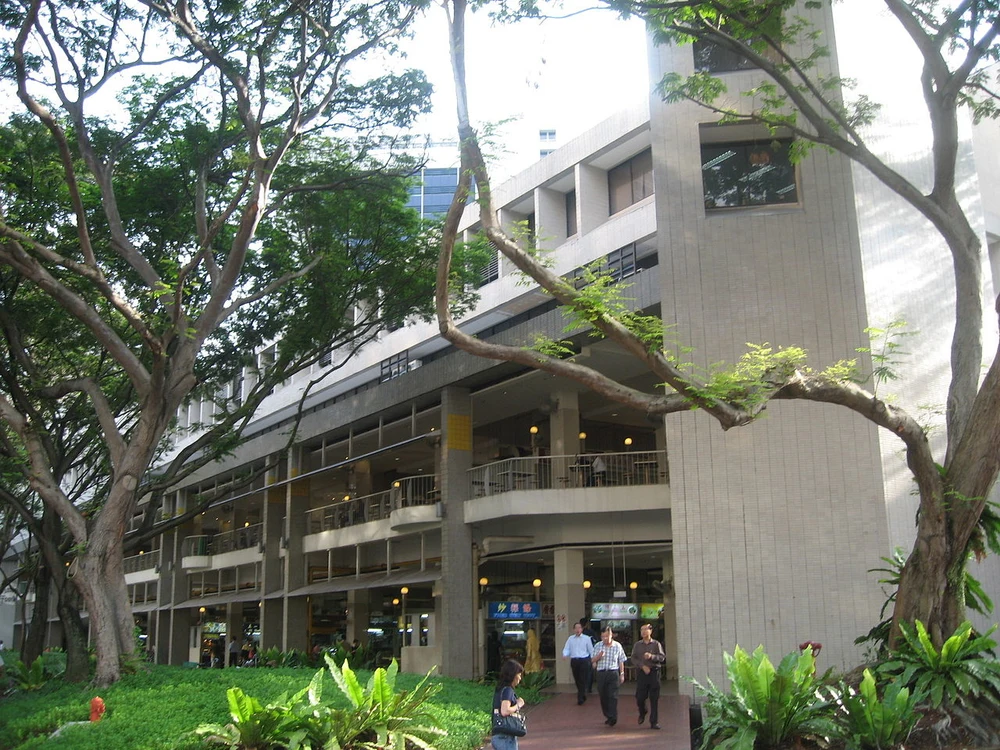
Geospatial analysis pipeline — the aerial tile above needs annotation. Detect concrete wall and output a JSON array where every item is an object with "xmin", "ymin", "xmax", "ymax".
[{"xmin": 647, "ymin": 2, "xmax": 891, "ymax": 688}]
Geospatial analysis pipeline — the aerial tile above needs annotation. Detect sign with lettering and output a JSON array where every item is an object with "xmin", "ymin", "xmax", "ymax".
[
  {"xmin": 488, "ymin": 601, "xmax": 541, "ymax": 619},
  {"xmin": 590, "ymin": 602, "xmax": 639, "ymax": 619}
]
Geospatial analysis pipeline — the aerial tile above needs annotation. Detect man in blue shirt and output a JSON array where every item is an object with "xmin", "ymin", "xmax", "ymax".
[{"xmin": 561, "ymin": 621, "xmax": 595, "ymax": 704}]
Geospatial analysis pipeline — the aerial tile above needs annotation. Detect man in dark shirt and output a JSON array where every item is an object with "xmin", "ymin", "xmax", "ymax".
[{"xmin": 631, "ymin": 623, "xmax": 666, "ymax": 729}]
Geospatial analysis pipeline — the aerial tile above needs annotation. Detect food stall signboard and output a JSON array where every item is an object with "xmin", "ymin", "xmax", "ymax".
[
  {"xmin": 590, "ymin": 602, "xmax": 639, "ymax": 619},
  {"xmin": 488, "ymin": 601, "xmax": 541, "ymax": 619}
]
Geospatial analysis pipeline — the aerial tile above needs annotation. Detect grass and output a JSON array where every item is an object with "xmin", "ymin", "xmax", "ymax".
[{"xmin": 0, "ymin": 664, "xmax": 495, "ymax": 750}]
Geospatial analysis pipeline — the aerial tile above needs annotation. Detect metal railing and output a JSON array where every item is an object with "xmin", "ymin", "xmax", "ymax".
[
  {"xmin": 467, "ymin": 450, "xmax": 667, "ymax": 497},
  {"xmin": 212, "ymin": 523, "xmax": 264, "ymax": 554},
  {"xmin": 181, "ymin": 523, "xmax": 264, "ymax": 558},
  {"xmin": 124, "ymin": 549, "xmax": 160, "ymax": 574},
  {"xmin": 305, "ymin": 474, "xmax": 440, "ymax": 534}
]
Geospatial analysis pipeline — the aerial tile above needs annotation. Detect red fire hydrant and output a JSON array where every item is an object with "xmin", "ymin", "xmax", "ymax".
[{"xmin": 90, "ymin": 696, "xmax": 106, "ymax": 722}]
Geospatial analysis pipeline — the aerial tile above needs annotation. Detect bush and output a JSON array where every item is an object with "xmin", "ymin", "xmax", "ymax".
[
  {"xmin": 877, "ymin": 619, "xmax": 1000, "ymax": 710},
  {"xmin": 191, "ymin": 656, "xmax": 445, "ymax": 750},
  {"xmin": 693, "ymin": 645, "xmax": 835, "ymax": 750},
  {"xmin": 832, "ymin": 668, "xmax": 922, "ymax": 750}
]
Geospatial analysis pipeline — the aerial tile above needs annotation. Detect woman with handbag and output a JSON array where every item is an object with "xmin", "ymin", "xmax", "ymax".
[{"xmin": 491, "ymin": 659, "xmax": 526, "ymax": 749}]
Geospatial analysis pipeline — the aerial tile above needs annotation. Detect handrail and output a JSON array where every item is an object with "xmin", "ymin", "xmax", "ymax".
[
  {"xmin": 124, "ymin": 549, "xmax": 160, "ymax": 574},
  {"xmin": 467, "ymin": 450, "xmax": 667, "ymax": 496},
  {"xmin": 305, "ymin": 474, "xmax": 441, "ymax": 534}
]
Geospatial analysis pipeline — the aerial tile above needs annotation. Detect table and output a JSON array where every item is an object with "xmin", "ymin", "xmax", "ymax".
[
  {"xmin": 496, "ymin": 469, "xmax": 535, "ymax": 491},
  {"xmin": 631, "ymin": 460, "xmax": 659, "ymax": 484}
]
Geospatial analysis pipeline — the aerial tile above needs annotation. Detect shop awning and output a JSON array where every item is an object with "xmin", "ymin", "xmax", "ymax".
[
  {"xmin": 176, "ymin": 588, "xmax": 267, "ymax": 609},
  {"xmin": 287, "ymin": 566, "xmax": 441, "ymax": 598}
]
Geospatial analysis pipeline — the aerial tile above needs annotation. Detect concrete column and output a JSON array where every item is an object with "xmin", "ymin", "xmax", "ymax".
[
  {"xmin": 261, "ymin": 457, "xmax": 284, "ymax": 650},
  {"xmin": 283, "ymin": 447, "xmax": 310, "ymax": 653},
  {"xmin": 662, "ymin": 554, "xmax": 678, "ymax": 681},
  {"xmin": 553, "ymin": 548, "xmax": 585, "ymax": 686},
  {"xmin": 440, "ymin": 387, "xmax": 474, "ymax": 678},
  {"xmin": 347, "ymin": 588, "xmax": 371, "ymax": 646},
  {"xmin": 536, "ymin": 187, "xmax": 567, "ymax": 250},
  {"xmin": 161, "ymin": 527, "xmax": 191, "ymax": 665},
  {"xmin": 577, "ymin": 163, "xmax": 609, "ymax": 235},
  {"xmin": 226, "ymin": 602, "xmax": 242, "ymax": 667},
  {"xmin": 548, "ymin": 391, "xmax": 581, "ymax": 488}
]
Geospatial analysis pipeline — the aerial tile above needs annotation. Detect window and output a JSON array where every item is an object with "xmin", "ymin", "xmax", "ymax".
[
  {"xmin": 693, "ymin": 38, "xmax": 756, "ymax": 73},
  {"xmin": 608, "ymin": 149, "xmax": 654, "ymax": 214},
  {"xmin": 380, "ymin": 350, "xmax": 410, "ymax": 382},
  {"xmin": 539, "ymin": 129, "xmax": 556, "ymax": 141},
  {"xmin": 565, "ymin": 190, "xmax": 577, "ymax": 237},
  {"xmin": 540, "ymin": 149, "xmax": 554, "ymax": 158},
  {"xmin": 701, "ymin": 139, "xmax": 798, "ymax": 209},
  {"xmin": 481, "ymin": 241, "xmax": 499, "ymax": 285},
  {"xmin": 607, "ymin": 244, "xmax": 636, "ymax": 281}
]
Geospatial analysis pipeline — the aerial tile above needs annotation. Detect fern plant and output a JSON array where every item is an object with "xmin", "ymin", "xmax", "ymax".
[
  {"xmin": 833, "ymin": 669, "xmax": 921, "ymax": 750},
  {"xmin": 877, "ymin": 620, "xmax": 1000, "ymax": 710},
  {"xmin": 10, "ymin": 658, "xmax": 48, "ymax": 692},
  {"xmin": 693, "ymin": 645, "xmax": 835, "ymax": 750}
]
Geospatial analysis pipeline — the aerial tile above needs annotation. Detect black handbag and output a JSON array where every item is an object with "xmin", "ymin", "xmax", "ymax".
[{"xmin": 492, "ymin": 709, "xmax": 527, "ymax": 737}]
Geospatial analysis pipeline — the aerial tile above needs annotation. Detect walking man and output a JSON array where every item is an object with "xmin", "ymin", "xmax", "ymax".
[
  {"xmin": 591, "ymin": 626, "xmax": 626, "ymax": 726},
  {"xmin": 562, "ymin": 621, "xmax": 595, "ymax": 704},
  {"xmin": 631, "ymin": 623, "xmax": 666, "ymax": 729}
]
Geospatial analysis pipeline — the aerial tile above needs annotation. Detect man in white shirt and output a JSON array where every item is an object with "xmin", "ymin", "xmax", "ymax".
[{"xmin": 561, "ymin": 621, "xmax": 595, "ymax": 704}]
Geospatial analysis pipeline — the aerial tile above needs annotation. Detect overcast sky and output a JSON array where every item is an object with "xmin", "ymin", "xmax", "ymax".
[{"xmin": 393, "ymin": 5, "xmax": 651, "ymax": 176}]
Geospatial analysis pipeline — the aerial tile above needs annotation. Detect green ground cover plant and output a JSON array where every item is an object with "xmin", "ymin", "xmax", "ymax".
[{"xmin": 0, "ymin": 664, "xmax": 494, "ymax": 750}]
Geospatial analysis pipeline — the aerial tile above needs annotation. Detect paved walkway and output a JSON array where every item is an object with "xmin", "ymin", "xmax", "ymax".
[{"xmin": 508, "ymin": 686, "xmax": 691, "ymax": 750}]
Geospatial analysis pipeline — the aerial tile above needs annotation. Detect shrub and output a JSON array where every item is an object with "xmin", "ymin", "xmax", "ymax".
[
  {"xmin": 518, "ymin": 669, "xmax": 554, "ymax": 692},
  {"xmin": 832, "ymin": 668, "xmax": 922, "ymax": 750},
  {"xmin": 877, "ymin": 620, "xmax": 1000, "ymax": 710},
  {"xmin": 191, "ymin": 657, "xmax": 446, "ymax": 749},
  {"xmin": 693, "ymin": 645, "xmax": 835, "ymax": 750}
]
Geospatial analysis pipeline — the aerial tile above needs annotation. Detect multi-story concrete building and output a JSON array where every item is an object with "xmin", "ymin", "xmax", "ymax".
[{"xmin": 13, "ymin": 2, "xmax": 1000, "ymax": 689}]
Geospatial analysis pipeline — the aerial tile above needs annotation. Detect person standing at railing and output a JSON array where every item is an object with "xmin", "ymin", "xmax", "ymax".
[{"xmin": 591, "ymin": 455, "xmax": 606, "ymax": 486}]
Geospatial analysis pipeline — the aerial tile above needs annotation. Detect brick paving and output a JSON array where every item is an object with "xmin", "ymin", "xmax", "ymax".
[{"xmin": 510, "ymin": 689, "xmax": 691, "ymax": 750}]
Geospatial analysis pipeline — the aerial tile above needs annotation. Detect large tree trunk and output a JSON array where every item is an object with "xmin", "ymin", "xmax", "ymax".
[
  {"xmin": 73, "ymin": 538, "xmax": 135, "ymax": 686},
  {"xmin": 57, "ymin": 580, "xmax": 91, "ymax": 682},
  {"xmin": 22, "ymin": 562, "xmax": 50, "ymax": 665}
]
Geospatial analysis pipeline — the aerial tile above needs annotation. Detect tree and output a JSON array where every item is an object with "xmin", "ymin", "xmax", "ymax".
[
  {"xmin": 436, "ymin": 0, "xmax": 1000, "ymax": 649},
  {"xmin": 0, "ymin": 0, "xmax": 477, "ymax": 686}
]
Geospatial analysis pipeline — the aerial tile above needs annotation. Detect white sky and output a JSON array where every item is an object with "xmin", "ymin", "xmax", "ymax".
[{"xmin": 393, "ymin": 5, "xmax": 651, "ymax": 177}]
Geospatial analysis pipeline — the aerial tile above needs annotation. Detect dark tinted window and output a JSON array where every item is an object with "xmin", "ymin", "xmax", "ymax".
[{"xmin": 701, "ymin": 140, "xmax": 797, "ymax": 209}]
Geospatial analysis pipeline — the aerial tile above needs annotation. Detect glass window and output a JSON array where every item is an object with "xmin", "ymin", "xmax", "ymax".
[
  {"xmin": 566, "ymin": 190, "xmax": 577, "ymax": 237},
  {"xmin": 701, "ymin": 140, "xmax": 798, "ymax": 209},
  {"xmin": 539, "ymin": 129, "xmax": 556, "ymax": 141},
  {"xmin": 380, "ymin": 351, "xmax": 409, "ymax": 382},
  {"xmin": 608, "ymin": 149, "xmax": 654, "ymax": 214},
  {"xmin": 693, "ymin": 39, "xmax": 756, "ymax": 73}
]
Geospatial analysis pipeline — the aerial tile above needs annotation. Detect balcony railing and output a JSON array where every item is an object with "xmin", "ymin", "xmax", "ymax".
[
  {"xmin": 181, "ymin": 523, "xmax": 264, "ymax": 558},
  {"xmin": 306, "ymin": 474, "xmax": 441, "ymax": 534},
  {"xmin": 467, "ymin": 450, "xmax": 667, "ymax": 496},
  {"xmin": 124, "ymin": 549, "xmax": 160, "ymax": 574}
]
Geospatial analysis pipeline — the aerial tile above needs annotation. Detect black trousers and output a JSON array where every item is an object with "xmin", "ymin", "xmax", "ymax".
[
  {"xmin": 596, "ymin": 670, "xmax": 620, "ymax": 721},
  {"xmin": 635, "ymin": 671, "xmax": 660, "ymax": 724},
  {"xmin": 570, "ymin": 658, "xmax": 591, "ymax": 700}
]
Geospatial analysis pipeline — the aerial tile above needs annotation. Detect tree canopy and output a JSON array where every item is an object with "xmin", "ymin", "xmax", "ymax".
[{"xmin": 0, "ymin": 0, "xmax": 481, "ymax": 685}]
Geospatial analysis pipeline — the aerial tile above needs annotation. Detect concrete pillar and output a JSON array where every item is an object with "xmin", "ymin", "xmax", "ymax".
[
  {"xmin": 440, "ymin": 387, "xmax": 474, "ymax": 678},
  {"xmin": 347, "ymin": 588, "xmax": 371, "ymax": 645},
  {"xmin": 283, "ymin": 447, "xmax": 310, "ymax": 653},
  {"xmin": 577, "ymin": 163, "xmax": 610, "ymax": 235},
  {"xmin": 548, "ymin": 391, "xmax": 581, "ymax": 488},
  {"xmin": 226, "ymin": 602, "xmax": 242, "ymax": 667},
  {"xmin": 662, "ymin": 554, "xmax": 678, "ymax": 681},
  {"xmin": 160, "ymin": 527, "xmax": 191, "ymax": 665},
  {"xmin": 554, "ymin": 548, "xmax": 585, "ymax": 686},
  {"xmin": 261, "ymin": 457, "xmax": 284, "ymax": 650}
]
